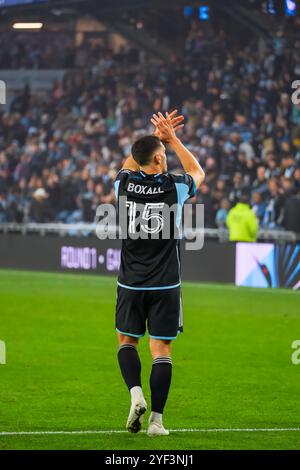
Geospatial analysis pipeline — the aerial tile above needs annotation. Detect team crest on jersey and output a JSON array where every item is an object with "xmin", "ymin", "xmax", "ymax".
[{"xmin": 127, "ymin": 182, "xmax": 164, "ymax": 195}]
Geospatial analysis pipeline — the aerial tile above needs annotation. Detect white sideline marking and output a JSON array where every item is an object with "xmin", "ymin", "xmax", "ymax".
[{"xmin": 0, "ymin": 427, "xmax": 300, "ymax": 436}]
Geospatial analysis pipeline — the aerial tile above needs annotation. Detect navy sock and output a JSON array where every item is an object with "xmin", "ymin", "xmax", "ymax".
[
  {"xmin": 117, "ymin": 344, "xmax": 141, "ymax": 390},
  {"xmin": 150, "ymin": 356, "xmax": 172, "ymax": 414}
]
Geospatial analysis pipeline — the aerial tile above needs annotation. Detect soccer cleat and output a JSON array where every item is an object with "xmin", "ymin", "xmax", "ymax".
[
  {"xmin": 126, "ymin": 398, "xmax": 147, "ymax": 433},
  {"xmin": 147, "ymin": 420, "xmax": 169, "ymax": 437}
]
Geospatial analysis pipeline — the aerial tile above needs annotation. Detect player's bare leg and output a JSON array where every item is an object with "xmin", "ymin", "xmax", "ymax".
[
  {"xmin": 147, "ymin": 338, "xmax": 172, "ymax": 436},
  {"xmin": 117, "ymin": 333, "xmax": 147, "ymax": 433}
]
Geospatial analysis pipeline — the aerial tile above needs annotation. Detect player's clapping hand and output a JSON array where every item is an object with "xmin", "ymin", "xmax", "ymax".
[
  {"xmin": 151, "ymin": 111, "xmax": 183, "ymax": 143},
  {"xmin": 151, "ymin": 110, "xmax": 184, "ymax": 142}
]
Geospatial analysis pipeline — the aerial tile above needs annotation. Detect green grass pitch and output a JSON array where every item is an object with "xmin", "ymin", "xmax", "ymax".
[{"xmin": 0, "ymin": 269, "xmax": 299, "ymax": 450}]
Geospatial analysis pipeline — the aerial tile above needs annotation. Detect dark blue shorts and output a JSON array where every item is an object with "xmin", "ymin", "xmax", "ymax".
[{"xmin": 115, "ymin": 286, "xmax": 183, "ymax": 340}]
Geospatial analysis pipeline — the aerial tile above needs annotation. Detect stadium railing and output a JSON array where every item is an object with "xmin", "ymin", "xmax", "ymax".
[{"xmin": 0, "ymin": 223, "xmax": 298, "ymax": 242}]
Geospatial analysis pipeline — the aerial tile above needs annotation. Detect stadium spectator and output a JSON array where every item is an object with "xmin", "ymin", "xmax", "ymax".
[
  {"xmin": 29, "ymin": 188, "xmax": 53, "ymax": 223},
  {"xmin": 226, "ymin": 194, "xmax": 259, "ymax": 242},
  {"xmin": 262, "ymin": 179, "xmax": 282, "ymax": 229},
  {"xmin": 283, "ymin": 187, "xmax": 300, "ymax": 233},
  {"xmin": 252, "ymin": 166, "xmax": 268, "ymax": 195},
  {"xmin": 197, "ymin": 183, "xmax": 214, "ymax": 227},
  {"xmin": 0, "ymin": 193, "xmax": 7, "ymax": 223},
  {"xmin": 215, "ymin": 198, "xmax": 230, "ymax": 229},
  {"xmin": 228, "ymin": 172, "xmax": 246, "ymax": 206},
  {"xmin": 251, "ymin": 192, "xmax": 266, "ymax": 224}
]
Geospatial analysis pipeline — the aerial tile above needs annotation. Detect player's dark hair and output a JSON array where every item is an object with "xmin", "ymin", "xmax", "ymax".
[{"xmin": 131, "ymin": 135, "xmax": 162, "ymax": 166}]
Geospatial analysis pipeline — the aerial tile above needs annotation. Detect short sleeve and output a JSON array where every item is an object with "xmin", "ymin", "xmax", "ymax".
[
  {"xmin": 172, "ymin": 173, "xmax": 197, "ymax": 203},
  {"xmin": 114, "ymin": 169, "xmax": 133, "ymax": 198},
  {"xmin": 182, "ymin": 174, "xmax": 197, "ymax": 198}
]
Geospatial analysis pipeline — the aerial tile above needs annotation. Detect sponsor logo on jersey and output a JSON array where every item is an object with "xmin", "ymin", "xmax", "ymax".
[{"xmin": 127, "ymin": 182, "xmax": 164, "ymax": 195}]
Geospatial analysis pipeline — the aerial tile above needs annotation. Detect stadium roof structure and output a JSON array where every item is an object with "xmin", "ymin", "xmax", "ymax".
[
  {"xmin": 0, "ymin": 0, "xmax": 203, "ymax": 14},
  {"xmin": 1, "ymin": 0, "xmax": 295, "ymax": 38},
  {"xmin": 0, "ymin": 1, "xmax": 297, "ymax": 60},
  {"xmin": 0, "ymin": 0, "xmax": 207, "ymax": 62}
]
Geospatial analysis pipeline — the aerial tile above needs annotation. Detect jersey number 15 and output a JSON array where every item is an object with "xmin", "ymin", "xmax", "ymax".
[{"xmin": 126, "ymin": 201, "xmax": 165, "ymax": 235}]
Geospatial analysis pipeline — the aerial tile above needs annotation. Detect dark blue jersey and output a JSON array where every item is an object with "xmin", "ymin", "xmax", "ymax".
[{"xmin": 114, "ymin": 170, "xmax": 196, "ymax": 289}]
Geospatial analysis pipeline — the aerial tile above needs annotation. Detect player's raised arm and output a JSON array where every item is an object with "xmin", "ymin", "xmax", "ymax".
[{"xmin": 151, "ymin": 112, "xmax": 205, "ymax": 189}]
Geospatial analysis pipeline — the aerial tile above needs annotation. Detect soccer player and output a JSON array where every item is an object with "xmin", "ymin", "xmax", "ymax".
[{"xmin": 114, "ymin": 111, "xmax": 205, "ymax": 436}]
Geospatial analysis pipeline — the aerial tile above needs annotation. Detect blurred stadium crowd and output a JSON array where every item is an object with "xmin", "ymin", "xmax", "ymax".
[{"xmin": 0, "ymin": 18, "xmax": 300, "ymax": 231}]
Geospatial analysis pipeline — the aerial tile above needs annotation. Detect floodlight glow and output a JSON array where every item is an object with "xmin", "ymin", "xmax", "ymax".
[{"xmin": 12, "ymin": 22, "xmax": 43, "ymax": 29}]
